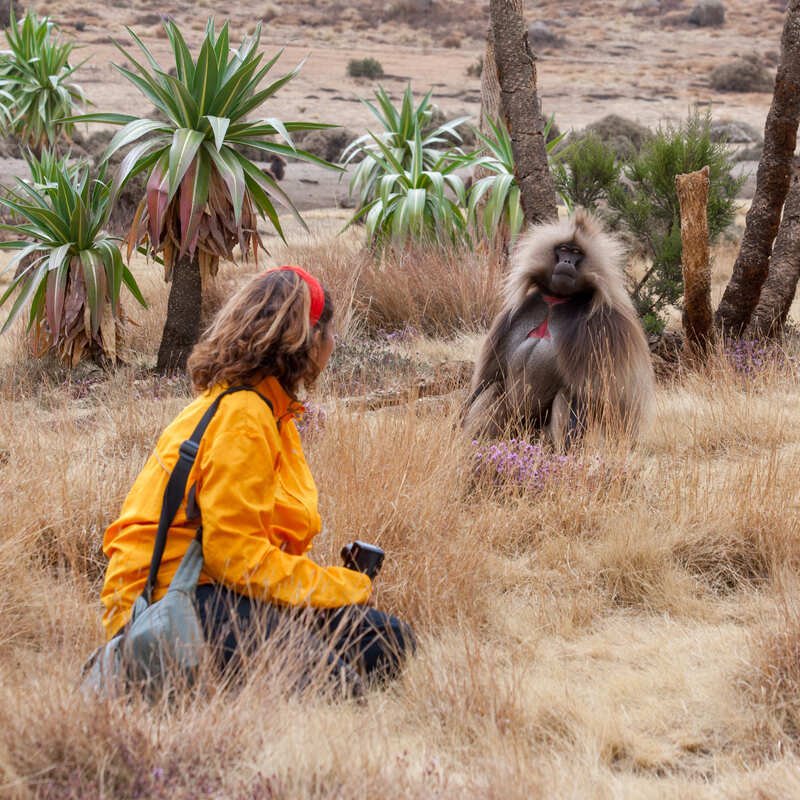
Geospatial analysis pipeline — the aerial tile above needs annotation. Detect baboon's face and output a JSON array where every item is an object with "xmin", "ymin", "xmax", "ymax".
[{"xmin": 549, "ymin": 242, "xmax": 585, "ymax": 296}]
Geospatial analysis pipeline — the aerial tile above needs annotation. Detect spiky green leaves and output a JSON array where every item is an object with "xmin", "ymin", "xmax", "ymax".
[
  {"xmin": 352, "ymin": 125, "xmax": 468, "ymax": 249},
  {"xmin": 342, "ymin": 85, "xmax": 475, "ymax": 249},
  {"xmin": 342, "ymin": 85, "xmax": 470, "ymax": 214},
  {"xmin": 467, "ymin": 115, "xmax": 566, "ymax": 246},
  {"xmin": 0, "ymin": 10, "xmax": 86, "ymax": 149},
  {"xmin": 68, "ymin": 19, "xmax": 336, "ymax": 277},
  {"xmin": 467, "ymin": 116, "xmax": 525, "ymax": 245},
  {"xmin": 0, "ymin": 152, "xmax": 145, "ymax": 364}
]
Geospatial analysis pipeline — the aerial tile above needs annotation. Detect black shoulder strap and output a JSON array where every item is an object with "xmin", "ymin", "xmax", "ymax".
[{"xmin": 142, "ymin": 385, "xmax": 275, "ymax": 603}]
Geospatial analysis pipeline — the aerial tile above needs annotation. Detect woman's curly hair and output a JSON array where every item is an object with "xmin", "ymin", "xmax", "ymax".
[{"xmin": 187, "ymin": 269, "xmax": 333, "ymax": 395}]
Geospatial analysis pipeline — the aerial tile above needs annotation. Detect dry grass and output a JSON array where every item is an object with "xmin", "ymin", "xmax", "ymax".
[
  {"xmin": 277, "ymin": 235, "xmax": 503, "ymax": 339},
  {"xmin": 2, "ymin": 236, "xmax": 800, "ymax": 797}
]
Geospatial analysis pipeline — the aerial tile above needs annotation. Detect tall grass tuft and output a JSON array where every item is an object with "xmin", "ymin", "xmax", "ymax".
[{"xmin": 279, "ymin": 236, "xmax": 503, "ymax": 337}]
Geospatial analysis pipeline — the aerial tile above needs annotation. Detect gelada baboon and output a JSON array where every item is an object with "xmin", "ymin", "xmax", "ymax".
[{"xmin": 464, "ymin": 209, "xmax": 654, "ymax": 447}]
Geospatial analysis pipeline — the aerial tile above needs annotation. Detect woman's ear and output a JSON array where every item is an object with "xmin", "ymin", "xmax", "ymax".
[{"xmin": 309, "ymin": 327, "xmax": 324, "ymax": 363}]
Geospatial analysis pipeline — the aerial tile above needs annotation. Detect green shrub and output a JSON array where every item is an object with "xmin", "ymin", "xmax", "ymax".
[
  {"xmin": 468, "ymin": 115, "xmax": 564, "ymax": 246},
  {"xmin": 550, "ymin": 113, "xmax": 742, "ymax": 332},
  {"xmin": 75, "ymin": 19, "xmax": 333, "ymax": 283},
  {"xmin": 466, "ymin": 56, "xmax": 483, "ymax": 78},
  {"xmin": 351, "ymin": 126, "xmax": 468, "ymax": 249},
  {"xmin": 347, "ymin": 58, "xmax": 385, "ymax": 80},
  {"xmin": 552, "ymin": 132, "xmax": 620, "ymax": 213},
  {"xmin": 607, "ymin": 113, "xmax": 743, "ymax": 330}
]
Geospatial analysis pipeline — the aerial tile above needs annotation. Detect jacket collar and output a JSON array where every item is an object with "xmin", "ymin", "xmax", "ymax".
[{"xmin": 255, "ymin": 375, "xmax": 304, "ymax": 423}]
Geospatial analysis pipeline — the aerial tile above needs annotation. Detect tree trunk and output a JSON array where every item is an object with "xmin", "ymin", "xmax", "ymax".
[
  {"xmin": 479, "ymin": 5, "xmax": 512, "ymax": 135},
  {"xmin": 747, "ymin": 160, "xmax": 800, "ymax": 338},
  {"xmin": 677, "ymin": 166, "xmax": 715, "ymax": 355},
  {"xmin": 715, "ymin": 1, "xmax": 800, "ymax": 335},
  {"xmin": 489, "ymin": 0, "xmax": 557, "ymax": 226},
  {"xmin": 156, "ymin": 252, "xmax": 202, "ymax": 374},
  {"xmin": 476, "ymin": 0, "xmax": 520, "ymax": 259}
]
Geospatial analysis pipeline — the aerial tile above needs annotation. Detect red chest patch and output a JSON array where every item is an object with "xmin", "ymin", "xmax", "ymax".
[
  {"xmin": 527, "ymin": 294, "xmax": 567, "ymax": 340},
  {"xmin": 528, "ymin": 319, "xmax": 551, "ymax": 339}
]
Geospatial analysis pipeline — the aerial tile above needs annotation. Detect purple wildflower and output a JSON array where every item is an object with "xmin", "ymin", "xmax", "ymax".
[
  {"xmin": 725, "ymin": 338, "xmax": 799, "ymax": 377},
  {"xmin": 472, "ymin": 438, "xmax": 625, "ymax": 494},
  {"xmin": 296, "ymin": 400, "xmax": 327, "ymax": 439},
  {"xmin": 382, "ymin": 325, "xmax": 419, "ymax": 344},
  {"xmin": 473, "ymin": 438, "xmax": 571, "ymax": 492}
]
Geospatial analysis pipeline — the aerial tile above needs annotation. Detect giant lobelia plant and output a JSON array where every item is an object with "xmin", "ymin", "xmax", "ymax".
[
  {"xmin": 467, "ymin": 115, "xmax": 565, "ymax": 251},
  {"xmin": 350, "ymin": 125, "xmax": 469, "ymax": 249},
  {"xmin": 0, "ymin": 10, "xmax": 86, "ymax": 152},
  {"xmin": 72, "ymin": 19, "xmax": 336, "ymax": 371},
  {"xmin": 342, "ymin": 85, "xmax": 470, "ymax": 213},
  {"xmin": 0, "ymin": 150, "xmax": 146, "ymax": 364}
]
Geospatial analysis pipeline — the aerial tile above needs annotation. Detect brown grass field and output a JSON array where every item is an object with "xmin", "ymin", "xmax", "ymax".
[
  {"xmin": 1, "ymin": 0, "xmax": 800, "ymax": 797},
  {"xmin": 1, "ymin": 222, "xmax": 800, "ymax": 798}
]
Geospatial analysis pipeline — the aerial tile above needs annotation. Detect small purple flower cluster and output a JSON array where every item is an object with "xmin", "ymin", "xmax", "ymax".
[
  {"xmin": 725, "ymin": 339, "xmax": 798, "ymax": 377},
  {"xmin": 382, "ymin": 325, "xmax": 419, "ymax": 344},
  {"xmin": 295, "ymin": 400, "xmax": 327, "ymax": 439},
  {"xmin": 472, "ymin": 438, "xmax": 571, "ymax": 492}
]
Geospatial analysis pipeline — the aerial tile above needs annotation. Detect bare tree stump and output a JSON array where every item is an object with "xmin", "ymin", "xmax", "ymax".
[
  {"xmin": 489, "ymin": 0, "xmax": 557, "ymax": 226},
  {"xmin": 676, "ymin": 166, "xmax": 715, "ymax": 355}
]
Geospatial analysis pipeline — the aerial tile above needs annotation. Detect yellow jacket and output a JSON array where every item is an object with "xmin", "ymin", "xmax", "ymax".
[{"xmin": 101, "ymin": 376, "xmax": 371, "ymax": 638}]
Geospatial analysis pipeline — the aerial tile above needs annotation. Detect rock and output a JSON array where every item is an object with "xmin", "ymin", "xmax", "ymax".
[
  {"xmin": 387, "ymin": 0, "xmax": 434, "ymax": 16},
  {"xmin": 0, "ymin": 0, "xmax": 23, "ymax": 24},
  {"xmin": 710, "ymin": 120, "xmax": 762, "ymax": 143},
  {"xmin": 628, "ymin": 0, "xmax": 660, "ymax": 15},
  {"xmin": 710, "ymin": 55, "xmax": 773, "ymax": 93},
  {"xmin": 649, "ymin": 329, "xmax": 683, "ymax": 358},
  {"xmin": 423, "ymin": 105, "xmax": 475, "ymax": 146},
  {"xmin": 660, "ymin": 11, "xmax": 691, "ymax": 27},
  {"xmin": 731, "ymin": 160, "xmax": 758, "ymax": 199},
  {"xmin": 688, "ymin": 0, "xmax": 726, "ymax": 26},
  {"xmin": 735, "ymin": 144, "xmax": 763, "ymax": 162},
  {"xmin": 586, "ymin": 114, "xmax": 652, "ymax": 158},
  {"xmin": 0, "ymin": 138, "xmax": 21, "ymax": 159},
  {"xmin": 71, "ymin": 128, "xmax": 113, "ymax": 164},
  {"xmin": 293, "ymin": 128, "xmax": 357, "ymax": 164},
  {"xmin": 527, "ymin": 21, "xmax": 564, "ymax": 49}
]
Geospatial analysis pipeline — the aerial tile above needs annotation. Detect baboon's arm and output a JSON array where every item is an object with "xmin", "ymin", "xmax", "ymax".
[
  {"xmin": 468, "ymin": 307, "xmax": 512, "ymax": 399},
  {"xmin": 463, "ymin": 308, "xmax": 513, "ymax": 437}
]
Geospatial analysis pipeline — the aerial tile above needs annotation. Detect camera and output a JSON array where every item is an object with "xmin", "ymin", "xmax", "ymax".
[{"xmin": 341, "ymin": 540, "xmax": 385, "ymax": 579}]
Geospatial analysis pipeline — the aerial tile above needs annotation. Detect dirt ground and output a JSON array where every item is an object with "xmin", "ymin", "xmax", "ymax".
[
  {"xmin": 55, "ymin": 0, "xmax": 780, "ymax": 132},
  {"xmin": 10, "ymin": 0, "xmax": 780, "ymax": 212}
]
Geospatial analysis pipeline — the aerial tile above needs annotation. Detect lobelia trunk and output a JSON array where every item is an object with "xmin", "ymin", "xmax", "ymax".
[
  {"xmin": 747, "ymin": 161, "xmax": 800, "ymax": 338},
  {"xmin": 489, "ymin": 0, "xmax": 558, "ymax": 226},
  {"xmin": 476, "ymin": 0, "xmax": 520, "ymax": 260},
  {"xmin": 479, "ymin": 3, "xmax": 510, "ymax": 135},
  {"xmin": 715, "ymin": 1, "xmax": 800, "ymax": 335},
  {"xmin": 156, "ymin": 252, "xmax": 203, "ymax": 374}
]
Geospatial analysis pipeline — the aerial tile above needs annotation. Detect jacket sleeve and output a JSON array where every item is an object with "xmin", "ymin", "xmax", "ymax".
[{"xmin": 197, "ymin": 425, "xmax": 371, "ymax": 608}]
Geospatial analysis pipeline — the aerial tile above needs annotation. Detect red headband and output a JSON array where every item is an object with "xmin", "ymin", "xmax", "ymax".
[{"xmin": 271, "ymin": 265, "xmax": 325, "ymax": 327}]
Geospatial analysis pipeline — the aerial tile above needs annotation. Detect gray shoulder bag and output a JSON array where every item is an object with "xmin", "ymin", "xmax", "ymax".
[{"xmin": 82, "ymin": 385, "xmax": 274, "ymax": 697}]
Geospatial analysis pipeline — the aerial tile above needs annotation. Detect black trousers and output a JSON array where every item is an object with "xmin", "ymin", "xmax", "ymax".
[{"xmin": 195, "ymin": 584, "xmax": 415, "ymax": 693}]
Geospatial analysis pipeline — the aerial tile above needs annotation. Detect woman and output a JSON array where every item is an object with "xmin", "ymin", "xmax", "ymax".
[{"xmin": 101, "ymin": 266, "xmax": 414, "ymax": 692}]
